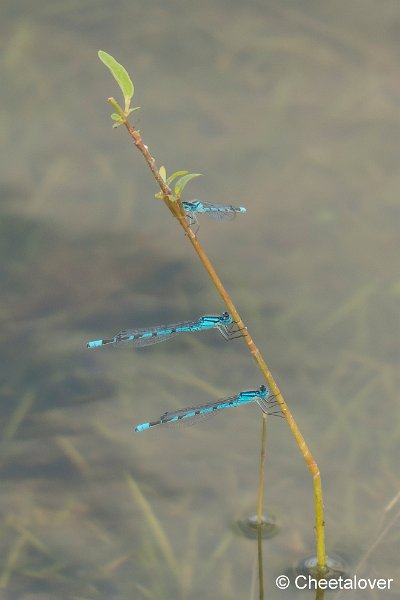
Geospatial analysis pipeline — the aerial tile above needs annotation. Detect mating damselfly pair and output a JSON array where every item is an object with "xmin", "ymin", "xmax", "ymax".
[{"xmin": 86, "ymin": 312, "xmax": 276, "ymax": 431}]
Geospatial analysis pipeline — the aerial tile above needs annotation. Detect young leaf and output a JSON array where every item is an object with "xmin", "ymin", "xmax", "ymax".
[
  {"xmin": 166, "ymin": 170, "xmax": 189, "ymax": 185},
  {"xmin": 155, "ymin": 191, "xmax": 176, "ymax": 202},
  {"xmin": 98, "ymin": 50, "xmax": 134, "ymax": 106},
  {"xmin": 174, "ymin": 173, "xmax": 202, "ymax": 197},
  {"xmin": 127, "ymin": 106, "xmax": 141, "ymax": 116},
  {"xmin": 159, "ymin": 166, "xmax": 167, "ymax": 183}
]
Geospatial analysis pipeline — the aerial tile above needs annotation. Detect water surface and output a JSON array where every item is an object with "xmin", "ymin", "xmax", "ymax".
[{"xmin": 1, "ymin": 1, "xmax": 399, "ymax": 598}]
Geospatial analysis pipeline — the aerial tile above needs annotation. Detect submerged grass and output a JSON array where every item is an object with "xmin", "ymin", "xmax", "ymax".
[
  {"xmin": 0, "ymin": 199, "xmax": 398, "ymax": 598},
  {"xmin": 2, "ymin": 391, "xmax": 35, "ymax": 443},
  {"xmin": 126, "ymin": 473, "xmax": 179, "ymax": 577},
  {"xmin": 126, "ymin": 472, "xmax": 239, "ymax": 599},
  {"xmin": 0, "ymin": 287, "xmax": 398, "ymax": 595},
  {"xmin": 55, "ymin": 436, "xmax": 92, "ymax": 478},
  {"xmin": 0, "ymin": 531, "xmax": 29, "ymax": 590}
]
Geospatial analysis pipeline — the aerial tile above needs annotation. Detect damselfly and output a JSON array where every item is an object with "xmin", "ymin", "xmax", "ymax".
[
  {"xmin": 86, "ymin": 312, "xmax": 234, "ymax": 349},
  {"xmin": 135, "ymin": 385, "xmax": 272, "ymax": 432},
  {"xmin": 182, "ymin": 200, "xmax": 246, "ymax": 223}
]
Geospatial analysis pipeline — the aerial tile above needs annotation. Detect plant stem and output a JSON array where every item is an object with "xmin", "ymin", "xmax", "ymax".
[
  {"xmin": 257, "ymin": 518, "xmax": 265, "ymax": 600},
  {"xmin": 257, "ymin": 413, "xmax": 267, "ymax": 600},
  {"xmin": 257, "ymin": 413, "xmax": 267, "ymax": 525},
  {"xmin": 119, "ymin": 114, "xmax": 327, "ymax": 570}
]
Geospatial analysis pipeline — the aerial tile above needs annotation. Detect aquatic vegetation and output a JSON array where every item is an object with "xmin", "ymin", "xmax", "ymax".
[{"xmin": 93, "ymin": 50, "xmax": 328, "ymax": 589}]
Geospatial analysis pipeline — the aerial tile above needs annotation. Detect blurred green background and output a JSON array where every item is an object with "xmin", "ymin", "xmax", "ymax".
[{"xmin": 1, "ymin": 1, "xmax": 399, "ymax": 598}]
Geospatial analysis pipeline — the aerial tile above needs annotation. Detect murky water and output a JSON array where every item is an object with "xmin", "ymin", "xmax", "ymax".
[{"xmin": 1, "ymin": 1, "xmax": 399, "ymax": 598}]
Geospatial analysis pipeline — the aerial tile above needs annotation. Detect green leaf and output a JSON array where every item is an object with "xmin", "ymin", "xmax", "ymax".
[
  {"xmin": 174, "ymin": 173, "xmax": 202, "ymax": 197},
  {"xmin": 98, "ymin": 50, "xmax": 134, "ymax": 106},
  {"xmin": 166, "ymin": 170, "xmax": 188, "ymax": 185},
  {"xmin": 159, "ymin": 166, "xmax": 167, "ymax": 183},
  {"xmin": 111, "ymin": 113, "xmax": 122, "ymax": 121}
]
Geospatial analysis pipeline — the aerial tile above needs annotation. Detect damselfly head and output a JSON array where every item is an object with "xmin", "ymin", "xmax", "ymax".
[
  {"xmin": 259, "ymin": 384, "xmax": 268, "ymax": 398},
  {"xmin": 189, "ymin": 200, "xmax": 202, "ymax": 210},
  {"xmin": 221, "ymin": 312, "xmax": 233, "ymax": 324}
]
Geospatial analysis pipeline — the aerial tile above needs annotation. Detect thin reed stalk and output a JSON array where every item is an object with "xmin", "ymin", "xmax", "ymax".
[
  {"xmin": 257, "ymin": 413, "xmax": 268, "ymax": 526},
  {"xmin": 257, "ymin": 413, "xmax": 267, "ymax": 599},
  {"xmin": 107, "ymin": 93, "xmax": 327, "ymax": 572}
]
